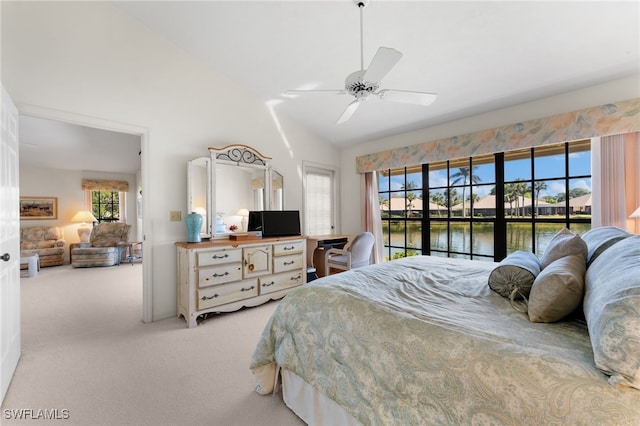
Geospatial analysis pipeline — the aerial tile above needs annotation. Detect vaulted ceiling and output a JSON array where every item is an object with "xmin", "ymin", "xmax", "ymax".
[
  {"xmin": 17, "ymin": 1, "xmax": 640, "ymax": 174},
  {"xmin": 115, "ymin": 0, "xmax": 639, "ymax": 147}
]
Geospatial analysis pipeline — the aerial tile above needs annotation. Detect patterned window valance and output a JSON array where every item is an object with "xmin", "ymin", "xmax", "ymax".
[
  {"xmin": 355, "ymin": 97, "xmax": 640, "ymax": 173},
  {"xmin": 82, "ymin": 179, "xmax": 129, "ymax": 192}
]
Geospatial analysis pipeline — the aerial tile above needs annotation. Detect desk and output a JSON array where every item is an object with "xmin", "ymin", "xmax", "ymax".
[{"xmin": 305, "ymin": 234, "xmax": 351, "ymax": 278}]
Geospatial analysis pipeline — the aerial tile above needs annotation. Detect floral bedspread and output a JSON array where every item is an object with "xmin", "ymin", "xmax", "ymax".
[{"xmin": 251, "ymin": 256, "xmax": 640, "ymax": 425}]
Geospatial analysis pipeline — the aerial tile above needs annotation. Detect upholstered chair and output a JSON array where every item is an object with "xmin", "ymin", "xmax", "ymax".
[
  {"xmin": 20, "ymin": 226, "xmax": 65, "ymax": 267},
  {"xmin": 71, "ymin": 223, "xmax": 131, "ymax": 268},
  {"xmin": 325, "ymin": 232, "xmax": 375, "ymax": 276}
]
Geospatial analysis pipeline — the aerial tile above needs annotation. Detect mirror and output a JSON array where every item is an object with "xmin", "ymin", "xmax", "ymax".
[
  {"xmin": 214, "ymin": 164, "xmax": 265, "ymax": 233},
  {"xmin": 209, "ymin": 145, "xmax": 273, "ymax": 238},
  {"xmin": 187, "ymin": 157, "xmax": 211, "ymax": 238},
  {"xmin": 188, "ymin": 145, "xmax": 284, "ymax": 239},
  {"xmin": 271, "ymin": 170, "xmax": 283, "ymax": 210}
]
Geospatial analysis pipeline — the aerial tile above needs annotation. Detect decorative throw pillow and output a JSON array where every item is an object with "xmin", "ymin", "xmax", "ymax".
[
  {"xmin": 580, "ymin": 226, "xmax": 631, "ymax": 267},
  {"xmin": 539, "ymin": 228, "xmax": 587, "ymax": 269},
  {"xmin": 583, "ymin": 235, "xmax": 640, "ymax": 390},
  {"xmin": 528, "ymin": 254, "xmax": 586, "ymax": 323},
  {"xmin": 488, "ymin": 251, "xmax": 541, "ymax": 302}
]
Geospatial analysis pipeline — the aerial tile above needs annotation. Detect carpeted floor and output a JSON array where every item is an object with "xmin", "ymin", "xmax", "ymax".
[{"xmin": 2, "ymin": 264, "xmax": 304, "ymax": 426}]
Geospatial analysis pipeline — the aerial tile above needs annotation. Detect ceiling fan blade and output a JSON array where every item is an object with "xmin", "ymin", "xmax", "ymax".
[
  {"xmin": 284, "ymin": 89, "xmax": 346, "ymax": 97},
  {"xmin": 377, "ymin": 89, "xmax": 438, "ymax": 106},
  {"xmin": 336, "ymin": 99, "xmax": 363, "ymax": 124},
  {"xmin": 363, "ymin": 47, "xmax": 403, "ymax": 83}
]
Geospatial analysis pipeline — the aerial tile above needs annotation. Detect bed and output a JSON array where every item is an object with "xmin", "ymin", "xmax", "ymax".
[{"xmin": 250, "ymin": 228, "xmax": 640, "ymax": 425}]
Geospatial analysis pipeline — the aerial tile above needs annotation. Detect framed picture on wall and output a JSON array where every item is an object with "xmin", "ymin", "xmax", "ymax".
[{"xmin": 19, "ymin": 196, "xmax": 58, "ymax": 220}]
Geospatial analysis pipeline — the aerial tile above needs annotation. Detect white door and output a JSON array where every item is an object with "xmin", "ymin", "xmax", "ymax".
[{"xmin": 0, "ymin": 83, "xmax": 21, "ymax": 404}]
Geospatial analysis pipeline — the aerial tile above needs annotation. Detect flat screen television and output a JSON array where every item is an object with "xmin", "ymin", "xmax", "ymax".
[{"xmin": 247, "ymin": 210, "xmax": 301, "ymax": 237}]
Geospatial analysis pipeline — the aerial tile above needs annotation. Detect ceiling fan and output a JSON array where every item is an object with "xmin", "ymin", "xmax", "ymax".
[{"xmin": 284, "ymin": 0, "xmax": 438, "ymax": 124}]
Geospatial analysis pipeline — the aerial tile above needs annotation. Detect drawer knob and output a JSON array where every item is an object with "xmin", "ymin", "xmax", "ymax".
[
  {"xmin": 212, "ymin": 272, "xmax": 230, "ymax": 278},
  {"xmin": 212, "ymin": 254, "xmax": 229, "ymax": 259},
  {"xmin": 241, "ymin": 285, "xmax": 255, "ymax": 292},
  {"xmin": 283, "ymin": 260, "xmax": 295, "ymax": 266},
  {"xmin": 262, "ymin": 281, "xmax": 275, "ymax": 287},
  {"xmin": 290, "ymin": 273, "xmax": 302, "ymax": 281},
  {"xmin": 283, "ymin": 246, "xmax": 295, "ymax": 251}
]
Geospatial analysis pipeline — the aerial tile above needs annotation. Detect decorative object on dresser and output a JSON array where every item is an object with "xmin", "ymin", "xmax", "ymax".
[
  {"xmin": 19, "ymin": 226, "xmax": 65, "ymax": 267},
  {"xmin": 19, "ymin": 196, "xmax": 58, "ymax": 220},
  {"xmin": 71, "ymin": 222, "xmax": 131, "ymax": 268},
  {"xmin": 184, "ymin": 212, "xmax": 203, "ymax": 243},
  {"xmin": 71, "ymin": 210, "xmax": 97, "ymax": 243},
  {"xmin": 176, "ymin": 236, "xmax": 306, "ymax": 328}
]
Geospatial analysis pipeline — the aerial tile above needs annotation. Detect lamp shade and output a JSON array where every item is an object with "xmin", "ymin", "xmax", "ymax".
[
  {"xmin": 630, "ymin": 207, "xmax": 640, "ymax": 218},
  {"xmin": 71, "ymin": 210, "xmax": 97, "ymax": 223},
  {"xmin": 72, "ymin": 210, "xmax": 97, "ymax": 243},
  {"xmin": 236, "ymin": 208, "xmax": 250, "ymax": 217}
]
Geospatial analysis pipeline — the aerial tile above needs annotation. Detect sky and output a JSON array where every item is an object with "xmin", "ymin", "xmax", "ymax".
[{"xmin": 382, "ymin": 148, "xmax": 591, "ymax": 200}]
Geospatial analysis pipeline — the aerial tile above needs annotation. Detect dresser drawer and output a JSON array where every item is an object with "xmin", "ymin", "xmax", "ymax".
[
  {"xmin": 273, "ymin": 240, "xmax": 304, "ymax": 256},
  {"xmin": 197, "ymin": 279, "xmax": 259, "ymax": 310},
  {"xmin": 259, "ymin": 270, "xmax": 304, "ymax": 295},
  {"xmin": 197, "ymin": 248, "xmax": 242, "ymax": 267},
  {"xmin": 199, "ymin": 263, "xmax": 242, "ymax": 287},
  {"xmin": 273, "ymin": 254, "xmax": 303, "ymax": 274}
]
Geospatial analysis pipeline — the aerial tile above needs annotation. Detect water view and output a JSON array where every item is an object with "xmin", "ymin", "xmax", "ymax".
[{"xmin": 383, "ymin": 222, "xmax": 592, "ymax": 261}]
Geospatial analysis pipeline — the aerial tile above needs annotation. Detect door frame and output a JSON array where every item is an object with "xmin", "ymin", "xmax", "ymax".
[{"xmin": 18, "ymin": 104, "xmax": 153, "ymax": 323}]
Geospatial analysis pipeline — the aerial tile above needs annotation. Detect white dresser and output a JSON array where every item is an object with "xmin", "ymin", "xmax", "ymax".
[{"xmin": 176, "ymin": 236, "xmax": 306, "ymax": 328}]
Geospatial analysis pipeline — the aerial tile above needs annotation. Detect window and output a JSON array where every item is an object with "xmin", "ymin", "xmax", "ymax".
[
  {"xmin": 303, "ymin": 164, "xmax": 337, "ymax": 235},
  {"xmin": 91, "ymin": 190, "xmax": 120, "ymax": 223},
  {"xmin": 378, "ymin": 140, "xmax": 591, "ymax": 261}
]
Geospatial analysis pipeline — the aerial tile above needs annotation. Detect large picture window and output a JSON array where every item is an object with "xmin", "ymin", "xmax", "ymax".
[{"xmin": 378, "ymin": 140, "xmax": 591, "ymax": 261}]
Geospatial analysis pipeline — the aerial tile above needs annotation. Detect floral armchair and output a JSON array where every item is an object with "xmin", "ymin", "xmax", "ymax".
[{"xmin": 71, "ymin": 222, "xmax": 131, "ymax": 268}]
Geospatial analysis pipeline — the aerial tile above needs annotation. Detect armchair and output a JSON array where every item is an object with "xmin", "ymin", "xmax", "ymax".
[
  {"xmin": 71, "ymin": 223, "xmax": 131, "ymax": 268},
  {"xmin": 324, "ymin": 232, "xmax": 375, "ymax": 276}
]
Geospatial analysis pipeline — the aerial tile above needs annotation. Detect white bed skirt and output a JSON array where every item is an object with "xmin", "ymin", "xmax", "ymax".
[{"xmin": 281, "ymin": 369, "xmax": 362, "ymax": 426}]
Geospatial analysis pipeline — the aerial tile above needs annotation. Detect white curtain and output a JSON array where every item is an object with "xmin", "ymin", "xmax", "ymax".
[
  {"xmin": 362, "ymin": 171, "xmax": 384, "ymax": 263},
  {"xmin": 592, "ymin": 132, "xmax": 640, "ymax": 232}
]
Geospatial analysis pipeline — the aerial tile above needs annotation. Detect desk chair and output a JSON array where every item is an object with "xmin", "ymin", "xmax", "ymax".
[{"xmin": 324, "ymin": 232, "xmax": 375, "ymax": 276}]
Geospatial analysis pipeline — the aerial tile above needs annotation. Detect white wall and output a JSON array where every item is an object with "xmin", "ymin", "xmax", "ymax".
[
  {"xmin": 19, "ymin": 166, "xmax": 138, "ymax": 263},
  {"xmin": 338, "ymin": 75, "xmax": 640, "ymax": 235},
  {"xmin": 2, "ymin": 2, "xmax": 339, "ymax": 321}
]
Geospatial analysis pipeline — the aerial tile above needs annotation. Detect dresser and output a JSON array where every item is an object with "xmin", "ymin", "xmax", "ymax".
[{"xmin": 175, "ymin": 236, "xmax": 306, "ymax": 328}]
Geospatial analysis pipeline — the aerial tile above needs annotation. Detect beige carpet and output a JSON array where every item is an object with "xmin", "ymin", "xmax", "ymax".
[{"xmin": 2, "ymin": 264, "xmax": 304, "ymax": 426}]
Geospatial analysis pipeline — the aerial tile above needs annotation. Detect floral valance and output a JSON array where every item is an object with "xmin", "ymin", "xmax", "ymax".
[
  {"xmin": 355, "ymin": 97, "xmax": 640, "ymax": 173},
  {"xmin": 82, "ymin": 179, "xmax": 129, "ymax": 192}
]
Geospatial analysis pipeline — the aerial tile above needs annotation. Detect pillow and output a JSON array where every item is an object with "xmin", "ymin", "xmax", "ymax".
[
  {"xmin": 528, "ymin": 254, "xmax": 585, "ymax": 323},
  {"xmin": 539, "ymin": 228, "xmax": 587, "ymax": 269},
  {"xmin": 580, "ymin": 226, "xmax": 631, "ymax": 266},
  {"xmin": 583, "ymin": 235, "xmax": 640, "ymax": 390},
  {"xmin": 488, "ymin": 251, "xmax": 541, "ymax": 301}
]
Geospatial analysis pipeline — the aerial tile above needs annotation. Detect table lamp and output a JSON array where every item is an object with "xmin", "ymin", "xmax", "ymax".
[
  {"xmin": 71, "ymin": 210, "xmax": 97, "ymax": 243},
  {"xmin": 237, "ymin": 208, "xmax": 249, "ymax": 232}
]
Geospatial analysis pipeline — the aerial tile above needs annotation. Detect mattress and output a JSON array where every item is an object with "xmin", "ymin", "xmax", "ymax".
[{"xmin": 251, "ymin": 255, "xmax": 640, "ymax": 425}]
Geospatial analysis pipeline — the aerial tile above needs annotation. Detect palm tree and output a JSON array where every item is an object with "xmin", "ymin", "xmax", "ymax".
[
  {"xmin": 504, "ymin": 183, "xmax": 517, "ymax": 217},
  {"xmin": 430, "ymin": 192, "xmax": 445, "ymax": 217},
  {"xmin": 509, "ymin": 179, "xmax": 529, "ymax": 217},
  {"xmin": 534, "ymin": 181, "xmax": 547, "ymax": 216},
  {"xmin": 379, "ymin": 196, "xmax": 389, "ymax": 217},
  {"xmin": 450, "ymin": 167, "xmax": 481, "ymax": 217},
  {"xmin": 406, "ymin": 192, "xmax": 417, "ymax": 216}
]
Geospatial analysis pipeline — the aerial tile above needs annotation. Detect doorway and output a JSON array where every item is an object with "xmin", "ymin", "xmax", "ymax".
[{"xmin": 17, "ymin": 105, "xmax": 151, "ymax": 323}]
